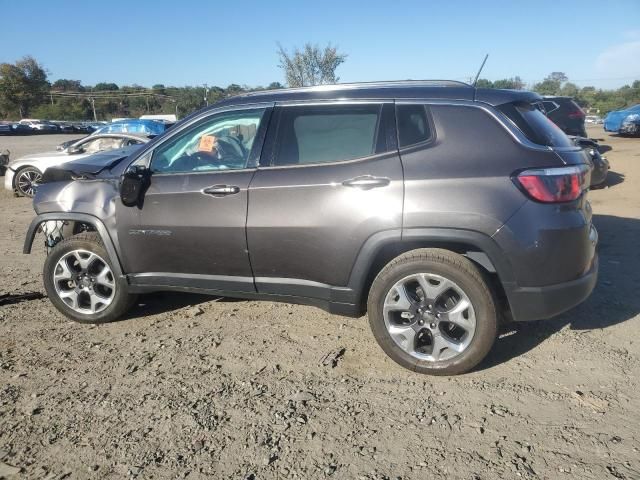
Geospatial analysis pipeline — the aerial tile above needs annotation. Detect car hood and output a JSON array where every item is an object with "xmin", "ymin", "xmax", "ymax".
[
  {"xmin": 14, "ymin": 150, "xmax": 70, "ymax": 163},
  {"xmin": 39, "ymin": 147, "xmax": 138, "ymax": 184}
]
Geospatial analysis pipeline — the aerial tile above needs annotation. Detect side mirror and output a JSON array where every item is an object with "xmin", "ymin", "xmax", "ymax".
[
  {"xmin": 67, "ymin": 145, "xmax": 84, "ymax": 155},
  {"xmin": 120, "ymin": 165, "xmax": 150, "ymax": 207}
]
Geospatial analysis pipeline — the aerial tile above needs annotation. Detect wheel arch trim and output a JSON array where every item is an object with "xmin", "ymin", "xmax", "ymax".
[
  {"xmin": 23, "ymin": 213, "xmax": 125, "ymax": 278},
  {"xmin": 346, "ymin": 227, "xmax": 516, "ymax": 303}
]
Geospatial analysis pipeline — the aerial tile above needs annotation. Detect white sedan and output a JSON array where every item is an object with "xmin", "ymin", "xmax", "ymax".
[{"xmin": 4, "ymin": 133, "xmax": 150, "ymax": 197}]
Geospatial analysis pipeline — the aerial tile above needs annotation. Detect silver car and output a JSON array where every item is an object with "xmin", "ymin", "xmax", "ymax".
[{"xmin": 4, "ymin": 133, "xmax": 151, "ymax": 197}]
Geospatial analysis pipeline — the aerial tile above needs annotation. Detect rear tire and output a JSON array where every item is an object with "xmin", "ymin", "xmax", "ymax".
[
  {"xmin": 43, "ymin": 233, "xmax": 137, "ymax": 324},
  {"xmin": 367, "ymin": 248, "xmax": 498, "ymax": 375}
]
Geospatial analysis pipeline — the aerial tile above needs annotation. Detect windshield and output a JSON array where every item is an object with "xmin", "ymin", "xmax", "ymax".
[{"xmin": 498, "ymin": 101, "xmax": 573, "ymax": 148}]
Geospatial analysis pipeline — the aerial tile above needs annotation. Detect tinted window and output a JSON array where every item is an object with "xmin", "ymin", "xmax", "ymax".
[
  {"xmin": 397, "ymin": 104, "xmax": 431, "ymax": 147},
  {"xmin": 498, "ymin": 102, "xmax": 572, "ymax": 147},
  {"xmin": 151, "ymin": 109, "xmax": 264, "ymax": 173},
  {"xmin": 542, "ymin": 101, "xmax": 559, "ymax": 114},
  {"xmin": 273, "ymin": 105, "xmax": 381, "ymax": 166}
]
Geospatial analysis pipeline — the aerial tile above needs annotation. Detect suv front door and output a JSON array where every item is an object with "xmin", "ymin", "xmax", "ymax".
[
  {"xmin": 117, "ymin": 106, "xmax": 272, "ymax": 293},
  {"xmin": 246, "ymin": 102, "xmax": 403, "ymax": 302}
]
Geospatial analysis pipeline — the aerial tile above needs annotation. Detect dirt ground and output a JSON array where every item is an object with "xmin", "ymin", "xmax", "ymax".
[{"xmin": 0, "ymin": 127, "xmax": 639, "ymax": 480}]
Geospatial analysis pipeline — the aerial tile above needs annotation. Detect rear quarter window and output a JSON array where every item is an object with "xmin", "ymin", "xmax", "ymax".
[
  {"xmin": 498, "ymin": 102, "xmax": 572, "ymax": 147},
  {"xmin": 396, "ymin": 104, "xmax": 432, "ymax": 148}
]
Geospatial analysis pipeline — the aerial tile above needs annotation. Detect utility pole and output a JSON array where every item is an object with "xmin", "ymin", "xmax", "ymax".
[
  {"xmin": 90, "ymin": 97, "xmax": 97, "ymax": 122},
  {"xmin": 203, "ymin": 84, "xmax": 210, "ymax": 106}
]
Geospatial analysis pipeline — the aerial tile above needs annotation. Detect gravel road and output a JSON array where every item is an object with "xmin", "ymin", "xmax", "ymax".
[{"xmin": 0, "ymin": 127, "xmax": 639, "ymax": 479}]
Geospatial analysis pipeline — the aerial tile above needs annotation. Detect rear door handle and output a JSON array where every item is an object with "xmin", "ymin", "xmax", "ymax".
[
  {"xmin": 202, "ymin": 185, "xmax": 240, "ymax": 196},
  {"xmin": 342, "ymin": 175, "xmax": 390, "ymax": 190}
]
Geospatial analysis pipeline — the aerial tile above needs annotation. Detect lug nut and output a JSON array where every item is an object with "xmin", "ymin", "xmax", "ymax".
[{"xmin": 430, "ymin": 322, "xmax": 436, "ymax": 329}]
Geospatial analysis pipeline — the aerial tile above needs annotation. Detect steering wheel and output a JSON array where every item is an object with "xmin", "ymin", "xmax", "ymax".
[{"xmin": 216, "ymin": 136, "xmax": 246, "ymax": 161}]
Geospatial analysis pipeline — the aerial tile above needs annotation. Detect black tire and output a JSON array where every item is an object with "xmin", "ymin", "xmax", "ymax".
[
  {"xmin": 43, "ymin": 232, "xmax": 137, "ymax": 324},
  {"xmin": 13, "ymin": 166, "xmax": 42, "ymax": 197},
  {"xmin": 367, "ymin": 248, "xmax": 498, "ymax": 375}
]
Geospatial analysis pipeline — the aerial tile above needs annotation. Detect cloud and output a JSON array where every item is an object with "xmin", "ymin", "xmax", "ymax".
[{"xmin": 595, "ymin": 40, "xmax": 640, "ymax": 78}]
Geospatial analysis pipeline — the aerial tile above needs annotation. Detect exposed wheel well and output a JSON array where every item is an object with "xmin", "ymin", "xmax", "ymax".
[{"xmin": 359, "ymin": 241, "xmax": 510, "ymax": 318}]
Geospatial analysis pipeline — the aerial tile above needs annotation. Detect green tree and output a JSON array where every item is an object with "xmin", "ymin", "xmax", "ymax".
[
  {"xmin": 0, "ymin": 56, "xmax": 49, "ymax": 118},
  {"xmin": 493, "ymin": 76, "xmax": 525, "ymax": 90},
  {"xmin": 51, "ymin": 79, "xmax": 83, "ymax": 92},
  {"xmin": 475, "ymin": 78, "xmax": 493, "ymax": 88},
  {"xmin": 533, "ymin": 72, "xmax": 568, "ymax": 96},
  {"xmin": 277, "ymin": 43, "xmax": 347, "ymax": 87},
  {"xmin": 93, "ymin": 82, "xmax": 119, "ymax": 91}
]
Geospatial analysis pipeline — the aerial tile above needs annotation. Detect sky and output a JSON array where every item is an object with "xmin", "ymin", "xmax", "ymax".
[{"xmin": 1, "ymin": 0, "xmax": 639, "ymax": 90}]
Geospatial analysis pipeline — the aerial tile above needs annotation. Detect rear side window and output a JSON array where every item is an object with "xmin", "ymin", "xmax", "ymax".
[
  {"xmin": 498, "ymin": 102, "xmax": 572, "ymax": 147},
  {"xmin": 396, "ymin": 104, "xmax": 432, "ymax": 148},
  {"xmin": 542, "ymin": 101, "xmax": 559, "ymax": 114},
  {"xmin": 273, "ymin": 104, "xmax": 381, "ymax": 166}
]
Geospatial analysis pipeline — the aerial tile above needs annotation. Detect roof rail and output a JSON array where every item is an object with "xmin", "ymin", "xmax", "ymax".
[{"xmin": 238, "ymin": 79, "xmax": 472, "ymax": 97}]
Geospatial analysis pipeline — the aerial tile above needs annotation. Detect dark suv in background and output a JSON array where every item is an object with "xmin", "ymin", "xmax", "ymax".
[
  {"xmin": 542, "ymin": 96, "xmax": 587, "ymax": 137},
  {"xmin": 25, "ymin": 81, "xmax": 598, "ymax": 375}
]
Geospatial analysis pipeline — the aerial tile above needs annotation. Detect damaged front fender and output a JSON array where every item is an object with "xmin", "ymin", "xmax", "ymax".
[{"xmin": 24, "ymin": 212, "xmax": 125, "ymax": 279}]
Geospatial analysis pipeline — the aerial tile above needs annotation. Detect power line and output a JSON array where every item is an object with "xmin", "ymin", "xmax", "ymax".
[{"xmin": 49, "ymin": 91, "xmax": 176, "ymax": 101}]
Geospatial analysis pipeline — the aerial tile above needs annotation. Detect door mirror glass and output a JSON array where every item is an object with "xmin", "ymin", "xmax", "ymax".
[{"xmin": 120, "ymin": 165, "xmax": 149, "ymax": 207}]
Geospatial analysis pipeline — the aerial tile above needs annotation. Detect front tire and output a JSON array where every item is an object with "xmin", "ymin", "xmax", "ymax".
[
  {"xmin": 367, "ymin": 248, "xmax": 498, "ymax": 375},
  {"xmin": 43, "ymin": 233, "xmax": 137, "ymax": 324},
  {"xmin": 14, "ymin": 166, "xmax": 42, "ymax": 197}
]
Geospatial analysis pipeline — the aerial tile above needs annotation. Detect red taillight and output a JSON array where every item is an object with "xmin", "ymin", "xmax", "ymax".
[
  {"xmin": 515, "ymin": 165, "xmax": 590, "ymax": 203},
  {"xmin": 567, "ymin": 109, "xmax": 585, "ymax": 119}
]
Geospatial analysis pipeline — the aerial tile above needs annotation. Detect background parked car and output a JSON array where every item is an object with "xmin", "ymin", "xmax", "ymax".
[
  {"xmin": 570, "ymin": 136, "xmax": 609, "ymax": 187},
  {"xmin": 604, "ymin": 104, "xmax": 640, "ymax": 136},
  {"xmin": 18, "ymin": 119, "xmax": 59, "ymax": 133},
  {"xmin": 585, "ymin": 115, "xmax": 603, "ymax": 124},
  {"xmin": 0, "ymin": 123, "xmax": 12, "ymax": 135},
  {"xmin": 10, "ymin": 123, "xmax": 33, "ymax": 135},
  {"xmin": 4, "ymin": 133, "xmax": 150, "ymax": 197},
  {"xmin": 542, "ymin": 96, "xmax": 587, "ymax": 137},
  {"xmin": 93, "ymin": 119, "xmax": 167, "ymax": 136}
]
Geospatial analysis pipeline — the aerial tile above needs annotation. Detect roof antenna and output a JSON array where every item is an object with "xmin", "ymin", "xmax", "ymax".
[{"xmin": 472, "ymin": 54, "xmax": 489, "ymax": 87}]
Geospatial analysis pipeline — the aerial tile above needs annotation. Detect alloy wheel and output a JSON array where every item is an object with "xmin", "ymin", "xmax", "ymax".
[
  {"xmin": 53, "ymin": 249, "xmax": 116, "ymax": 314},
  {"xmin": 383, "ymin": 273, "xmax": 476, "ymax": 362},
  {"xmin": 16, "ymin": 169, "xmax": 42, "ymax": 197}
]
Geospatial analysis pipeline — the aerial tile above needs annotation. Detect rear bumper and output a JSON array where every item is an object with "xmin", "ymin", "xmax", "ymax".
[{"xmin": 506, "ymin": 226, "xmax": 598, "ymax": 322}]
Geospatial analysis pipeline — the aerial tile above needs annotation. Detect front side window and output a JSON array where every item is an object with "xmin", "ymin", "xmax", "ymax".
[
  {"xmin": 80, "ymin": 137, "xmax": 122, "ymax": 153},
  {"xmin": 396, "ymin": 104, "xmax": 432, "ymax": 148},
  {"xmin": 151, "ymin": 109, "xmax": 265, "ymax": 173},
  {"xmin": 273, "ymin": 104, "xmax": 381, "ymax": 166}
]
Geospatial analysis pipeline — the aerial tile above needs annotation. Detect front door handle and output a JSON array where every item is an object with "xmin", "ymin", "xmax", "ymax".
[
  {"xmin": 342, "ymin": 175, "xmax": 390, "ymax": 190},
  {"xmin": 202, "ymin": 185, "xmax": 240, "ymax": 196}
]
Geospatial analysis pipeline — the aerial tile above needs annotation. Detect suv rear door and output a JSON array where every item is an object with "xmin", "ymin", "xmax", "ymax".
[{"xmin": 246, "ymin": 102, "xmax": 403, "ymax": 301}]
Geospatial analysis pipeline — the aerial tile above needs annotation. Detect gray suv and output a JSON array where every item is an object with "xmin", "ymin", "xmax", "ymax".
[{"xmin": 25, "ymin": 81, "xmax": 598, "ymax": 375}]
